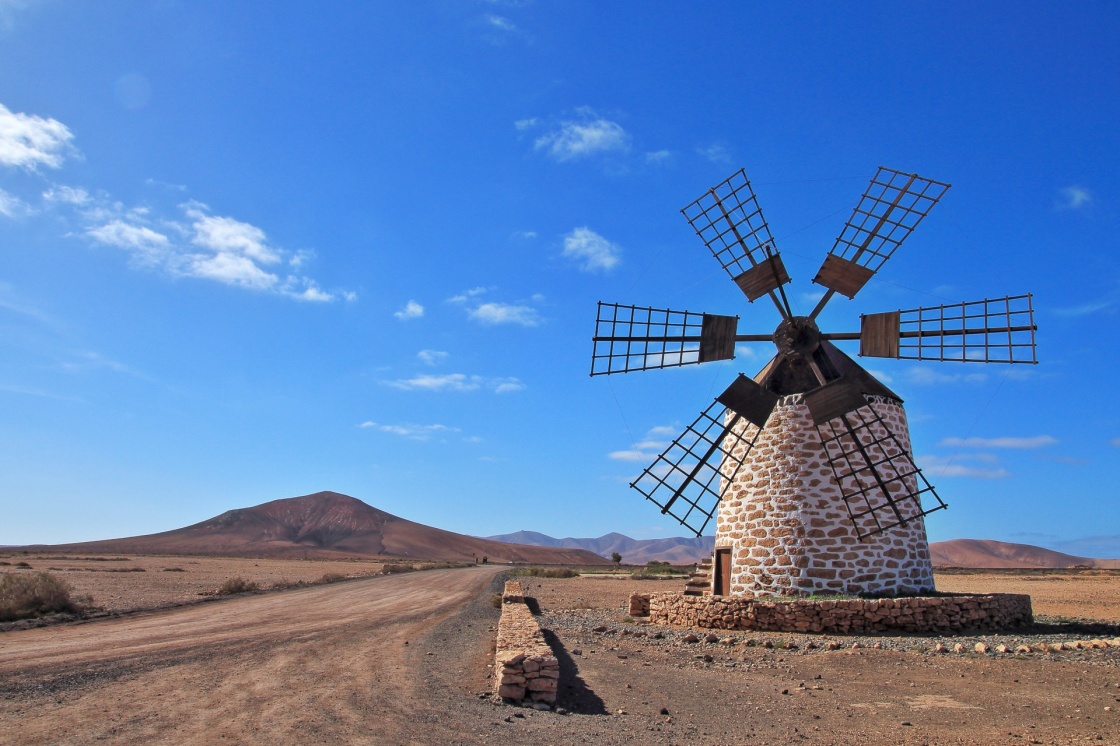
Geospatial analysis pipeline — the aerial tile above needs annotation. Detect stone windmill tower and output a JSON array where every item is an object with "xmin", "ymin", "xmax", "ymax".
[{"xmin": 591, "ymin": 167, "xmax": 1037, "ymax": 598}]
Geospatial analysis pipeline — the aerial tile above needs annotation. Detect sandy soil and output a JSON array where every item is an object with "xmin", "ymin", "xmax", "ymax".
[
  {"xmin": 3, "ymin": 563, "xmax": 1120, "ymax": 745},
  {"xmin": 934, "ymin": 569, "xmax": 1120, "ymax": 622}
]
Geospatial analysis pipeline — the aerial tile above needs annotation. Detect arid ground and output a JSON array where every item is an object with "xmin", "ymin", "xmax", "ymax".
[{"xmin": 2, "ymin": 556, "xmax": 1119, "ymax": 745}]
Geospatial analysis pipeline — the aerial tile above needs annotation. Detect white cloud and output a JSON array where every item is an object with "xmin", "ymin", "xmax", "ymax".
[
  {"xmin": 0, "ymin": 187, "xmax": 28, "ymax": 217},
  {"xmin": 919, "ymin": 455, "xmax": 1011, "ymax": 479},
  {"xmin": 0, "ymin": 103, "xmax": 76, "ymax": 170},
  {"xmin": 905, "ymin": 367, "xmax": 987, "ymax": 385},
  {"xmin": 697, "ymin": 142, "xmax": 732, "ymax": 165},
  {"xmin": 514, "ymin": 118, "xmax": 538, "ymax": 131},
  {"xmin": 562, "ymin": 227, "xmax": 621, "ymax": 272},
  {"xmin": 388, "ymin": 373, "xmax": 479, "ymax": 392},
  {"xmin": 608, "ymin": 426, "xmax": 673, "ymax": 462},
  {"xmin": 485, "ymin": 14, "xmax": 518, "ymax": 32},
  {"xmin": 1111, "ymin": 437, "xmax": 1120, "ymax": 447},
  {"xmin": 511, "ymin": 230, "xmax": 537, "ymax": 240},
  {"xmin": 1054, "ymin": 300, "xmax": 1115, "ymax": 317},
  {"xmin": 86, "ymin": 220, "xmax": 170, "ymax": 253},
  {"xmin": 867, "ymin": 369, "xmax": 893, "ymax": 384},
  {"xmin": 394, "ymin": 300, "xmax": 424, "ymax": 320},
  {"xmin": 533, "ymin": 109, "xmax": 630, "ymax": 162},
  {"xmin": 359, "ymin": 421, "xmax": 460, "ymax": 441},
  {"xmin": 447, "ymin": 286, "xmax": 488, "ymax": 303},
  {"xmin": 184, "ymin": 203, "xmax": 280, "ymax": 265},
  {"xmin": 468, "ymin": 302, "xmax": 540, "ymax": 327},
  {"xmin": 43, "ymin": 185, "xmax": 90, "ymax": 205},
  {"xmin": 385, "ymin": 373, "xmax": 523, "ymax": 394},
  {"xmin": 940, "ymin": 435, "xmax": 1058, "ymax": 449},
  {"xmin": 417, "ymin": 349, "xmax": 449, "ymax": 366},
  {"xmin": 1057, "ymin": 185, "xmax": 1093, "ymax": 210},
  {"xmin": 493, "ymin": 377, "xmax": 525, "ymax": 393},
  {"xmin": 645, "ymin": 150, "xmax": 671, "ymax": 164}
]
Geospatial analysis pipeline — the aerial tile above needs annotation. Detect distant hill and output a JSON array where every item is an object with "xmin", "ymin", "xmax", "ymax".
[
  {"xmin": 20, "ymin": 491, "xmax": 610, "ymax": 565},
  {"xmin": 486, "ymin": 531, "xmax": 714, "ymax": 565},
  {"xmin": 486, "ymin": 531, "xmax": 1120, "ymax": 569},
  {"xmin": 928, "ymin": 538, "xmax": 1120, "ymax": 569}
]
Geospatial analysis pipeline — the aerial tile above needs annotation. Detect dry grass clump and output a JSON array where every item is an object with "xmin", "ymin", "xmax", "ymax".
[
  {"xmin": 319, "ymin": 573, "xmax": 345, "ymax": 583},
  {"xmin": 511, "ymin": 566, "xmax": 579, "ymax": 579},
  {"xmin": 381, "ymin": 563, "xmax": 416, "ymax": 574},
  {"xmin": 0, "ymin": 571, "xmax": 85, "ymax": 621},
  {"xmin": 216, "ymin": 577, "xmax": 260, "ymax": 595}
]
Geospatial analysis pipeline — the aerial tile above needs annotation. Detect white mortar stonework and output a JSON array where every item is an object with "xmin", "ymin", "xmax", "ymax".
[{"xmin": 715, "ymin": 394, "xmax": 935, "ymax": 597}]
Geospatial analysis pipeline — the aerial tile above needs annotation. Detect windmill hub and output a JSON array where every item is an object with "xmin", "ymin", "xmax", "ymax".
[{"xmin": 772, "ymin": 316, "xmax": 821, "ymax": 358}]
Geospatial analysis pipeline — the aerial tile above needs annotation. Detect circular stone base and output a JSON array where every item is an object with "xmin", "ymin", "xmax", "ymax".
[{"xmin": 646, "ymin": 591, "xmax": 1033, "ymax": 635}]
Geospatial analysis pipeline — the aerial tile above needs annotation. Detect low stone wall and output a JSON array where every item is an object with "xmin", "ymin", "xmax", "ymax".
[
  {"xmin": 648, "ymin": 591, "xmax": 1033, "ymax": 634},
  {"xmin": 628, "ymin": 593, "xmax": 651, "ymax": 617},
  {"xmin": 493, "ymin": 581, "xmax": 559, "ymax": 707}
]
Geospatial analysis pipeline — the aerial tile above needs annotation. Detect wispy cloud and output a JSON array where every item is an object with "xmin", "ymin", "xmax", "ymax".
[
  {"xmin": 609, "ymin": 427, "xmax": 672, "ymax": 462},
  {"xmin": 531, "ymin": 108, "xmax": 630, "ymax": 162},
  {"xmin": 1057, "ymin": 185, "xmax": 1093, "ymax": 210},
  {"xmin": 384, "ymin": 373, "xmax": 524, "ymax": 394},
  {"xmin": 394, "ymin": 300, "xmax": 424, "ymax": 320},
  {"xmin": 940, "ymin": 435, "xmax": 1057, "ymax": 449},
  {"xmin": 562, "ymin": 227, "xmax": 621, "ymax": 272},
  {"xmin": 919, "ymin": 454, "xmax": 1011, "ymax": 479},
  {"xmin": 904, "ymin": 367, "xmax": 987, "ymax": 385},
  {"xmin": 468, "ymin": 301, "xmax": 541, "ymax": 327},
  {"xmin": 645, "ymin": 150, "xmax": 671, "ymax": 165},
  {"xmin": 0, "ymin": 187, "xmax": 29, "ymax": 217},
  {"xmin": 447, "ymin": 286, "xmax": 488, "ymax": 304},
  {"xmin": 359, "ymin": 421, "xmax": 460, "ymax": 441},
  {"xmin": 0, "ymin": 102, "xmax": 76, "ymax": 171},
  {"xmin": 1053, "ymin": 299, "xmax": 1115, "ymax": 317},
  {"xmin": 697, "ymin": 142, "xmax": 732, "ymax": 165},
  {"xmin": 417, "ymin": 349, "xmax": 448, "ymax": 366},
  {"xmin": 1110, "ymin": 437, "xmax": 1120, "ymax": 447}
]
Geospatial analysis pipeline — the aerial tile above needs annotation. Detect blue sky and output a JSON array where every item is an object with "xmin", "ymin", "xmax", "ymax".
[{"xmin": 2, "ymin": 2, "xmax": 1118, "ymax": 555}]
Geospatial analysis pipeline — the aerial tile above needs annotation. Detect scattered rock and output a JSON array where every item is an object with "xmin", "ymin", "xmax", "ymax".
[
  {"xmin": 974, "ymin": 643, "xmax": 989, "ymax": 654},
  {"xmin": 704, "ymin": 633, "xmax": 720, "ymax": 643},
  {"xmin": 682, "ymin": 633, "xmax": 700, "ymax": 644}
]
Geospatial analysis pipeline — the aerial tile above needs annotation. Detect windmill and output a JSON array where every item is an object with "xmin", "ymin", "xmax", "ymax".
[{"xmin": 592, "ymin": 167, "xmax": 1037, "ymax": 597}]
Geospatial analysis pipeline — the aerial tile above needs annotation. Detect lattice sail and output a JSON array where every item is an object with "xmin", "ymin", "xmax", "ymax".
[
  {"xmin": 591, "ymin": 302, "xmax": 738, "ymax": 376},
  {"xmin": 631, "ymin": 400, "xmax": 761, "ymax": 537},
  {"xmin": 815, "ymin": 403, "xmax": 946, "ymax": 540},
  {"xmin": 813, "ymin": 168, "xmax": 950, "ymax": 301},
  {"xmin": 860, "ymin": 294, "xmax": 1037, "ymax": 364},
  {"xmin": 681, "ymin": 169, "xmax": 791, "ymax": 305}
]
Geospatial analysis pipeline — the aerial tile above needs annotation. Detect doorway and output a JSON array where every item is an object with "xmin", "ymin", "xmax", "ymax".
[{"xmin": 713, "ymin": 548, "xmax": 731, "ymax": 596}]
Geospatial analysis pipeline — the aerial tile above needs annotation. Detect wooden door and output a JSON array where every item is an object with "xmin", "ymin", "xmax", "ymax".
[{"xmin": 714, "ymin": 548, "xmax": 731, "ymax": 596}]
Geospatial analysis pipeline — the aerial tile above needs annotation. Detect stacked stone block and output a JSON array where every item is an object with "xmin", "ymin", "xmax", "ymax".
[
  {"xmin": 493, "ymin": 581, "xmax": 559, "ymax": 706},
  {"xmin": 648, "ymin": 591, "xmax": 1032, "ymax": 634},
  {"xmin": 716, "ymin": 394, "xmax": 935, "ymax": 597}
]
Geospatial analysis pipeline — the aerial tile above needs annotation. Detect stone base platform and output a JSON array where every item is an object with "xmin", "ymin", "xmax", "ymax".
[{"xmin": 640, "ymin": 591, "xmax": 1033, "ymax": 635}]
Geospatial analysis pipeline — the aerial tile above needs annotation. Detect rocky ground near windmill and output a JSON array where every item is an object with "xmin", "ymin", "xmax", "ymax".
[{"xmin": 3, "ymin": 563, "xmax": 1120, "ymax": 744}]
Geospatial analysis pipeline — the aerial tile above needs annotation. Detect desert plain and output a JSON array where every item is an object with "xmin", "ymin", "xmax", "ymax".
[{"xmin": 2, "ymin": 553, "xmax": 1120, "ymax": 745}]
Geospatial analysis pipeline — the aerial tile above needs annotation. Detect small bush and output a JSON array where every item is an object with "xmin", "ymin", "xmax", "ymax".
[
  {"xmin": 0, "ymin": 571, "xmax": 83, "ymax": 621},
  {"xmin": 163, "ymin": 567, "xmax": 186, "ymax": 572},
  {"xmin": 15, "ymin": 562, "xmax": 31, "ymax": 569},
  {"xmin": 319, "ymin": 573, "xmax": 345, "ymax": 583},
  {"xmin": 381, "ymin": 563, "xmax": 416, "ymax": 574},
  {"xmin": 217, "ymin": 577, "xmax": 259, "ymax": 595},
  {"xmin": 510, "ymin": 566, "xmax": 579, "ymax": 578},
  {"xmin": 490, "ymin": 593, "xmax": 504, "ymax": 609}
]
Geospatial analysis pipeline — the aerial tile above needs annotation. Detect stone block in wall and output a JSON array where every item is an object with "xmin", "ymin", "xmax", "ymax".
[{"xmin": 629, "ymin": 593, "xmax": 651, "ymax": 617}]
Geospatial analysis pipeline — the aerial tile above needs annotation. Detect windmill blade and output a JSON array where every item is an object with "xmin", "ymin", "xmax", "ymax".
[
  {"xmin": 681, "ymin": 169, "xmax": 792, "ymax": 315},
  {"xmin": 632, "ymin": 375, "xmax": 778, "ymax": 536},
  {"xmin": 815, "ymin": 402, "xmax": 947, "ymax": 541},
  {"xmin": 810, "ymin": 167, "xmax": 950, "ymax": 317},
  {"xmin": 860, "ymin": 294, "xmax": 1037, "ymax": 364},
  {"xmin": 592, "ymin": 302, "xmax": 753, "ymax": 376}
]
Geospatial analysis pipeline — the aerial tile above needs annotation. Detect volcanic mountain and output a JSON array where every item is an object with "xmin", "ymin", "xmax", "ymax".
[
  {"xmin": 928, "ymin": 539, "xmax": 1120, "ymax": 569},
  {"xmin": 28, "ymin": 491, "xmax": 610, "ymax": 565}
]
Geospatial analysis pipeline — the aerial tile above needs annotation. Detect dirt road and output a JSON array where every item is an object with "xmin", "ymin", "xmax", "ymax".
[{"xmin": 0, "ymin": 566, "xmax": 503, "ymax": 745}]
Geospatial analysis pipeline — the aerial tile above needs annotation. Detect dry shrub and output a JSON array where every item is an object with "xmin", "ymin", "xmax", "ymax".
[
  {"xmin": 490, "ymin": 593, "xmax": 504, "ymax": 609},
  {"xmin": 0, "ymin": 571, "xmax": 82, "ymax": 621},
  {"xmin": 319, "ymin": 573, "xmax": 345, "ymax": 583},
  {"xmin": 217, "ymin": 577, "xmax": 259, "ymax": 595},
  {"xmin": 511, "ymin": 566, "xmax": 579, "ymax": 579},
  {"xmin": 381, "ymin": 563, "xmax": 416, "ymax": 575}
]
